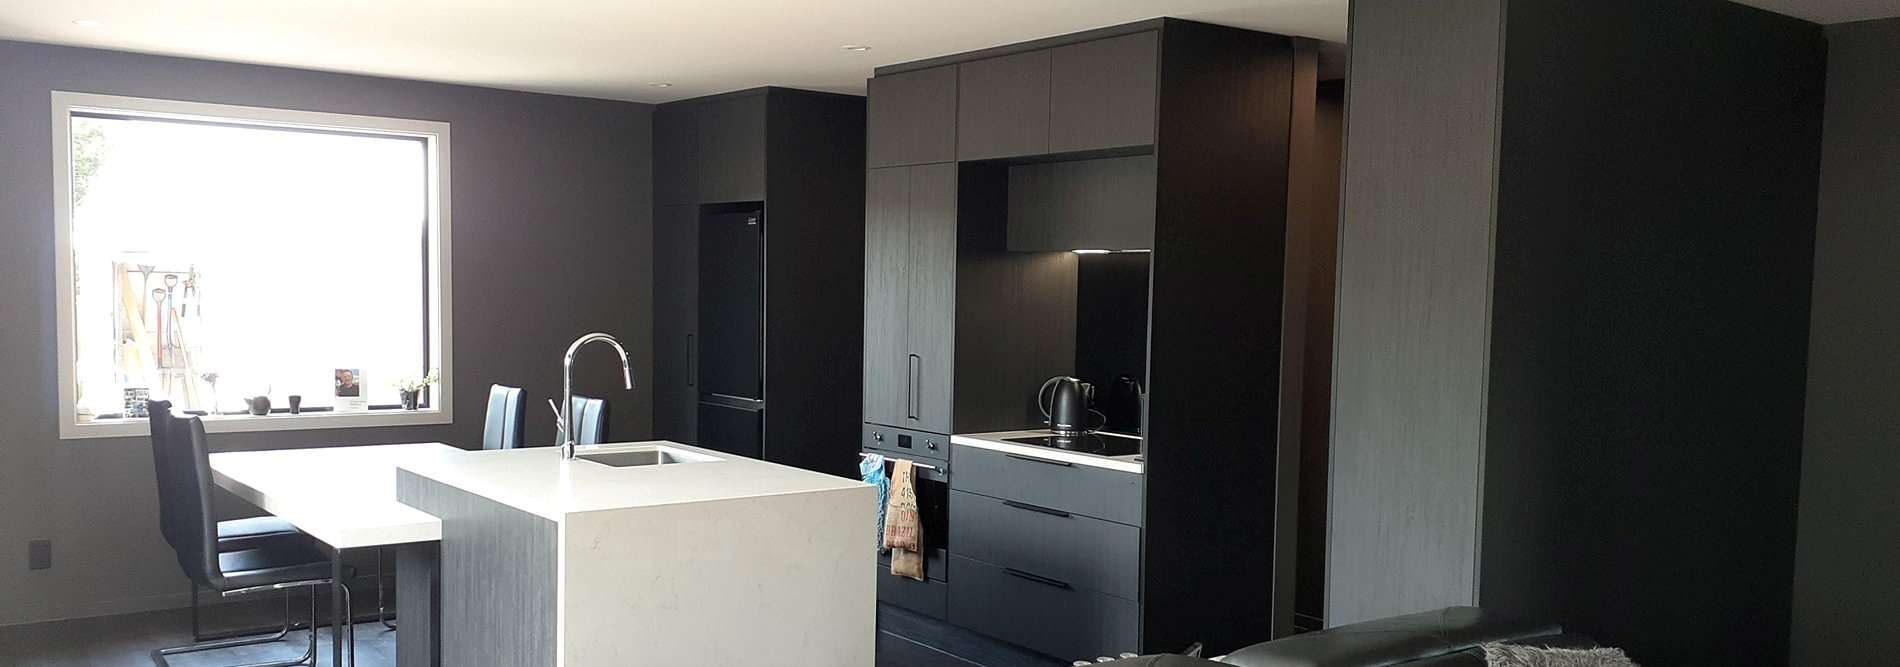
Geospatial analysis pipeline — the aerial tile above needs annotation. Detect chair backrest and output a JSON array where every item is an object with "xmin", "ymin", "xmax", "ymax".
[
  {"xmin": 569, "ymin": 395, "xmax": 609, "ymax": 446},
  {"xmin": 146, "ymin": 400, "xmax": 180, "ymax": 549},
  {"xmin": 160, "ymin": 414, "xmax": 226, "ymax": 588},
  {"xmin": 482, "ymin": 385, "xmax": 526, "ymax": 450}
]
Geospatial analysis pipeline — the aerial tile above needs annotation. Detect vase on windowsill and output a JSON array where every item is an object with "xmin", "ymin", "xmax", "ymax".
[{"xmin": 393, "ymin": 369, "xmax": 439, "ymax": 412}]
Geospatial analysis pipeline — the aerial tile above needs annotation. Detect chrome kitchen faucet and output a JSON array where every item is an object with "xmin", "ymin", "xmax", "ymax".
[{"xmin": 560, "ymin": 332, "xmax": 634, "ymax": 459}]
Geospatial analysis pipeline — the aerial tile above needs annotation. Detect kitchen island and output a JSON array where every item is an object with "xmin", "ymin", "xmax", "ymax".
[{"xmin": 394, "ymin": 441, "xmax": 875, "ymax": 667}]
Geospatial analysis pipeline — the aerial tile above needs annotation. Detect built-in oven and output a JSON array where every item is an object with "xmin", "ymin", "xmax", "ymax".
[{"xmin": 863, "ymin": 423, "xmax": 952, "ymax": 618}]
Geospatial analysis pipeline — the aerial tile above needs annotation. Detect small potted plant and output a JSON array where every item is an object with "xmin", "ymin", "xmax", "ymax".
[{"xmin": 393, "ymin": 370, "xmax": 439, "ymax": 411}]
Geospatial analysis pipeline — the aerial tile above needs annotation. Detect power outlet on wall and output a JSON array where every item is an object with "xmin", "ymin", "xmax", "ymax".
[{"xmin": 27, "ymin": 539, "xmax": 51, "ymax": 570}]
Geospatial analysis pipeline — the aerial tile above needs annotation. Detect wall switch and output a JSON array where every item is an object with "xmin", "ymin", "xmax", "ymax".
[{"xmin": 27, "ymin": 540, "xmax": 51, "ymax": 570}]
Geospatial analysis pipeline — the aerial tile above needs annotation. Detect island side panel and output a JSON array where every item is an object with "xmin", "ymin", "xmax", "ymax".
[
  {"xmin": 560, "ymin": 486, "xmax": 877, "ymax": 666},
  {"xmin": 398, "ymin": 469, "xmax": 559, "ymax": 667}
]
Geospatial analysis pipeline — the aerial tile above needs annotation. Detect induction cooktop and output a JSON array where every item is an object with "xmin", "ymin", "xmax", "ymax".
[{"xmin": 1002, "ymin": 432, "xmax": 1141, "ymax": 457}]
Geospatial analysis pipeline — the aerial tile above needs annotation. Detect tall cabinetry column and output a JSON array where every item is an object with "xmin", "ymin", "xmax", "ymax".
[{"xmin": 1328, "ymin": 1, "xmax": 1822, "ymax": 664}]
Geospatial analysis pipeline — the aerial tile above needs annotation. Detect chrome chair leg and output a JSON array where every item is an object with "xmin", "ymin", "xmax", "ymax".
[
  {"xmin": 162, "ymin": 591, "xmax": 295, "ymax": 656},
  {"xmin": 338, "ymin": 579, "xmax": 357, "ymax": 667},
  {"xmin": 158, "ymin": 580, "xmax": 331, "ymax": 667}
]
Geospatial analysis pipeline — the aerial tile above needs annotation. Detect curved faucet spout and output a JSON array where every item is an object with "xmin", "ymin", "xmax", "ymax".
[{"xmin": 561, "ymin": 332, "xmax": 636, "ymax": 459}]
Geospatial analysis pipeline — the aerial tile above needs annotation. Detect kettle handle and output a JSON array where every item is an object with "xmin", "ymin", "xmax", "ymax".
[{"xmin": 1037, "ymin": 376, "xmax": 1060, "ymax": 421}]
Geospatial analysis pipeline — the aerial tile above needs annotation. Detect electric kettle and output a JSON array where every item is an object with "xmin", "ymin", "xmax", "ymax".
[{"xmin": 1037, "ymin": 376, "xmax": 1100, "ymax": 436}]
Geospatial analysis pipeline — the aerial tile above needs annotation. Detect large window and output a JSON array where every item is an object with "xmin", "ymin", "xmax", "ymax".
[{"xmin": 54, "ymin": 93, "xmax": 452, "ymax": 438}]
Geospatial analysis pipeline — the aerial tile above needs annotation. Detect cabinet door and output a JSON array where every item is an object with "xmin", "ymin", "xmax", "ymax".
[
  {"xmin": 653, "ymin": 101, "xmax": 700, "ymax": 205},
  {"xmin": 652, "ymin": 204, "xmax": 698, "ymax": 442},
  {"xmin": 957, "ymin": 51, "xmax": 1052, "ymax": 161},
  {"xmin": 906, "ymin": 163, "xmax": 957, "ymax": 433},
  {"xmin": 868, "ymin": 66, "xmax": 959, "ymax": 168},
  {"xmin": 698, "ymin": 93, "xmax": 766, "ymax": 203},
  {"xmin": 863, "ymin": 167, "xmax": 912, "ymax": 427},
  {"xmin": 1049, "ymin": 32, "xmax": 1158, "ymax": 154}
]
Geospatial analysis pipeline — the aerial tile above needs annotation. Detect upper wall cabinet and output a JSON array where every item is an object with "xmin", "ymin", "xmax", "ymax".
[
  {"xmin": 957, "ymin": 51, "xmax": 1053, "ymax": 161},
  {"xmin": 1049, "ymin": 32, "xmax": 1157, "ymax": 153},
  {"xmin": 654, "ymin": 102, "xmax": 700, "ymax": 206},
  {"xmin": 868, "ymin": 66, "xmax": 959, "ymax": 168},
  {"xmin": 698, "ymin": 94, "xmax": 767, "ymax": 202}
]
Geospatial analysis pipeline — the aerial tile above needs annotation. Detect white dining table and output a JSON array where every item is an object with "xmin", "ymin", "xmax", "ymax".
[{"xmin": 209, "ymin": 442, "xmax": 462, "ymax": 667}]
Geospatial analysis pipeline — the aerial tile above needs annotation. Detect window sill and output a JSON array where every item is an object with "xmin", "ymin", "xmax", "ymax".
[{"xmin": 61, "ymin": 408, "xmax": 451, "ymax": 440}]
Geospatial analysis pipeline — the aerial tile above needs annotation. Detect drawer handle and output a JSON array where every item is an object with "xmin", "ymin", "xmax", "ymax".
[
  {"xmin": 1002, "ymin": 500, "xmax": 1070, "ymax": 518},
  {"xmin": 1004, "ymin": 568, "xmax": 1073, "ymax": 590},
  {"xmin": 1005, "ymin": 453, "xmax": 1073, "ymax": 467}
]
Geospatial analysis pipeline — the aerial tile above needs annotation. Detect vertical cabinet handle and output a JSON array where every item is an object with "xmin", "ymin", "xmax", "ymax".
[
  {"xmin": 907, "ymin": 354, "xmax": 922, "ymax": 420},
  {"xmin": 686, "ymin": 334, "xmax": 696, "ymax": 387}
]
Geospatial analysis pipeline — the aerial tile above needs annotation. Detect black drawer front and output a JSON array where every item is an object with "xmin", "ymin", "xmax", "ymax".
[
  {"xmin": 875, "ymin": 563, "xmax": 948, "ymax": 619},
  {"xmin": 947, "ymin": 555, "xmax": 1139, "ymax": 661},
  {"xmin": 950, "ymin": 490, "xmax": 1139, "ymax": 600},
  {"xmin": 863, "ymin": 423, "xmax": 950, "ymax": 462},
  {"xmin": 950, "ymin": 444, "xmax": 1142, "ymax": 526}
]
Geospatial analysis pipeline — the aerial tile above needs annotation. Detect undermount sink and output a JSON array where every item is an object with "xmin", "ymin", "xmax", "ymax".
[{"xmin": 575, "ymin": 444, "xmax": 720, "ymax": 468}]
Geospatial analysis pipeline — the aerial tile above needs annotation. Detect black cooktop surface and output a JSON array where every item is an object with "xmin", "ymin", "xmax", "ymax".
[{"xmin": 1002, "ymin": 432, "xmax": 1141, "ymax": 457}]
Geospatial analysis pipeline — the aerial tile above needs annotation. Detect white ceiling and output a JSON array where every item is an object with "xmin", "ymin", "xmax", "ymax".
[
  {"xmin": 1728, "ymin": 0, "xmax": 1900, "ymax": 24},
  {"xmin": 0, "ymin": 0, "xmax": 1347, "ymax": 104},
  {"xmin": 2, "ymin": 1, "xmax": 1893, "ymax": 104}
]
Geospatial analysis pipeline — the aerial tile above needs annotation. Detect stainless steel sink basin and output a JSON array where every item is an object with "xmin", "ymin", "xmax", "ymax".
[{"xmin": 575, "ymin": 444, "xmax": 719, "ymax": 468}]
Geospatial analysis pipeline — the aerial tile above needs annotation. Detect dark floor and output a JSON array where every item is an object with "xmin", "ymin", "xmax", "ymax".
[
  {"xmin": 0, "ymin": 592, "xmax": 392, "ymax": 667},
  {"xmin": 0, "ymin": 599, "xmax": 1061, "ymax": 667}
]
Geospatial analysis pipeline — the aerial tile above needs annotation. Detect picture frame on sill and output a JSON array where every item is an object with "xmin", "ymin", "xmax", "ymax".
[{"xmin": 334, "ymin": 368, "xmax": 368, "ymax": 412}]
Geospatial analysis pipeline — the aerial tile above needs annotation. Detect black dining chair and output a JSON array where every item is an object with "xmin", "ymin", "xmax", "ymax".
[
  {"xmin": 482, "ymin": 384, "xmax": 526, "ymax": 450},
  {"xmin": 569, "ymin": 394, "xmax": 610, "ymax": 445},
  {"xmin": 154, "ymin": 413, "xmax": 353, "ymax": 666},
  {"xmin": 147, "ymin": 400, "xmax": 304, "ymax": 642}
]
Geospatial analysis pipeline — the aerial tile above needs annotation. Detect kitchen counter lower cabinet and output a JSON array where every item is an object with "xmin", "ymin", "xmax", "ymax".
[
  {"xmin": 945, "ymin": 442, "xmax": 1144, "ymax": 661},
  {"xmin": 947, "ymin": 555, "xmax": 1140, "ymax": 661}
]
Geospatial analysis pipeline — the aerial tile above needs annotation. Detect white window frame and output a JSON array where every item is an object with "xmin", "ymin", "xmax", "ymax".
[{"xmin": 52, "ymin": 91, "xmax": 454, "ymax": 439}]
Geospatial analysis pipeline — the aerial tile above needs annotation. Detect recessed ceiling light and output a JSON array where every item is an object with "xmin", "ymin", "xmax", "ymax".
[
  {"xmin": 72, "ymin": 19, "xmax": 104, "ymax": 28},
  {"xmin": 647, "ymin": 82, "xmax": 674, "ymax": 88},
  {"xmin": 842, "ymin": 45, "xmax": 872, "ymax": 52}
]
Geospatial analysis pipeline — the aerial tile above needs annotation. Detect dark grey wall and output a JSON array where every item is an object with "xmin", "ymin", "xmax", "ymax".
[
  {"xmin": 0, "ymin": 39, "xmax": 652, "ymax": 625},
  {"xmin": 1479, "ymin": 2, "xmax": 1821, "ymax": 664},
  {"xmin": 1792, "ymin": 17, "xmax": 1900, "ymax": 666}
]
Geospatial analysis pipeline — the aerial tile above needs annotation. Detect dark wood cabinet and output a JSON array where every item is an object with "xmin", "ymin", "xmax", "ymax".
[
  {"xmin": 868, "ymin": 66, "xmax": 958, "ymax": 168},
  {"xmin": 863, "ymin": 167, "xmax": 912, "ymax": 428},
  {"xmin": 957, "ymin": 51, "xmax": 1052, "ymax": 161},
  {"xmin": 862, "ymin": 163, "xmax": 957, "ymax": 433},
  {"xmin": 1050, "ymin": 32, "xmax": 1158, "ymax": 154},
  {"xmin": 697, "ymin": 93, "xmax": 766, "ymax": 203},
  {"xmin": 1005, "ymin": 155, "xmax": 1156, "ymax": 252},
  {"xmin": 947, "ymin": 555, "xmax": 1140, "ymax": 660},
  {"xmin": 864, "ymin": 18, "xmax": 1318, "ymax": 657},
  {"xmin": 654, "ymin": 87, "xmax": 863, "ymax": 475},
  {"xmin": 905, "ymin": 163, "xmax": 957, "ymax": 433},
  {"xmin": 652, "ymin": 204, "xmax": 699, "ymax": 442},
  {"xmin": 653, "ymin": 102, "xmax": 699, "ymax": 206}
]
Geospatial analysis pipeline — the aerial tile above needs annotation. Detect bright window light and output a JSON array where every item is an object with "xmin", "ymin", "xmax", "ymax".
[{"xmin": 53, "ymin": 93, "xmax": 452, "ymax": 437}]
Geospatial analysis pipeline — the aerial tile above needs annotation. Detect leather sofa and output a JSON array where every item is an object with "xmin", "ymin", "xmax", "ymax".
[{"xmin": 1101, "ymin": 607, "xmax": 1590, "ymax": 667}]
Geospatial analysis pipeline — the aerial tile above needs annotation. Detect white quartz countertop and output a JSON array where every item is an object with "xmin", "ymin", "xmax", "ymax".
[
  {"xmin": 951, "ymin": 430, "xmax": 1145, "ymax": 474},
  {"xmin": 396, "ymin": 440, "xmax": 868, "ymax": 521}
]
